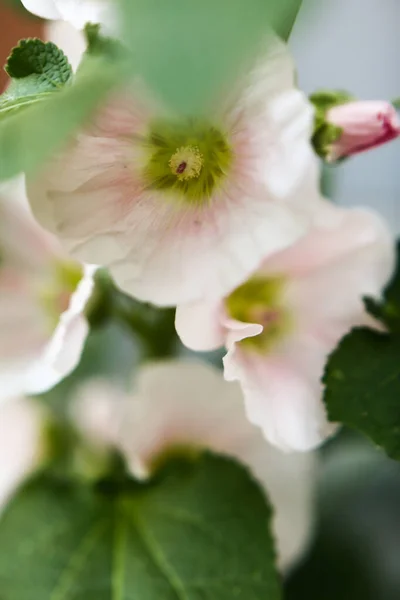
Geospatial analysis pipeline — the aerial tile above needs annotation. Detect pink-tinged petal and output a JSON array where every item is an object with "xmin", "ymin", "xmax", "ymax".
[
  {"xmin": 25, "ymin": 264, "xmax": 95, "ymax": 395},
  {"xmin": 110, "ymin": 191, "xmax": 312, "ymax": 305},
  {"xmin": 175, "ymin": 300, "xmax": 225, "ymax": 351},
  {"xmin": 73, "ymin": 360, "xmax": 317, "ymax": 570},
  {"xmin": 225, "ymin": 37, "xmax": 316, "ymax": 201},
  {"xmin": 71, "ymin": 379, "xmax": 127, "ymax": 449},
  {"xmin": 221, "ymin": 204, "xmax": 394, "ymax": 452},
  {"xmin": 26, "ymin": 35, "xmax": 320, "ymax": 306},
  {"xmin": 31, "ymin": 139, "xmax": 312, "ymax": 304},
  {"xmin": 222, "ymin": 314, "xmax": 264, "ymax": 345},
  {"xmin": 246, "ymin": 440, "xmax": 317, "ymax": 571},
  {"xmin": 224, "ymin": 342, "xmax": 335, "ymax": 452},
  {"xmin": 20, "ymin": 0, "xmax": 62, "ymax": 19},
  {"xmin": 267, "ymin": 205, "xmax": 395, "ymax": 339},
  {"xmin": 327, "ymin": 101, "xmax": 400, "ymax": 161},
  {"xmin": 0, "ymin": 187, "xmax": 59, "ymax": 272},
  {"xmin": 0, "ymin": 398, "xmax": 45, "ymax": 510}
]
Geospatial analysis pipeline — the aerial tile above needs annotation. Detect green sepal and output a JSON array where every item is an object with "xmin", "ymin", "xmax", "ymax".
[{"xmin": 310, "ymin": 89, "xmax": 354, "ymax": 161}]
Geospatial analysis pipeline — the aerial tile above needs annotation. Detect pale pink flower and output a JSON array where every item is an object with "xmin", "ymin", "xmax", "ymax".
[
  {"xmin": 73, "ymin": 359, "xmax": 317, "ymax": 570},
  {"xmin": 0, "ymin": 397, "xmax": 46, "ymax": 511},
  {"xmin": 0, "ymin": 186, "xmax": 95, "ymax": 401},
  {"xmin": 27, "ymin": 38, "xmax": 320, "ymax": 306},
  {"xmin": 176, "ymin": 203, "xmax": 395, "ymax": 451},
  {"xmin": 327, "ymin": 101, "xmax": 400, "ymax": 161}
]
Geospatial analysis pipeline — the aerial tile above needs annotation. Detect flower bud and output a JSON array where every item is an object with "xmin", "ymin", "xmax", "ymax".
[{"xmin": 326, "ymin": 101, "xmax": 400, "ymax": 161}]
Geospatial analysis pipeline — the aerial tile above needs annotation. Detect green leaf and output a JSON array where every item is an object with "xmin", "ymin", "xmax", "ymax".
[
  {"xmin": 0, "ymin": 91, "xmax": 53, "ymax": 120},
  {"xmin": 270, "ymin": 0, "xmax": 303, "ymax": 40},
  {"xmin": 323, "ymin": 327, "xmax": 400, "ymax": 461},
  {"xmin": 0, "ymin": 57, "xmax": 121, "ymax": 181},
  {"xmin": 0, "ymin": 40, "xmax": 73, "ymax": 121},
  {"xmin": 0, "ymin": 453, "xmax": 281, "ymax": 599},
  {"xmin": 117, "ymin": 0, "xmax": 302, "ymax": 115},
  {"xmin": 5, "ymin": 39, "xmax": 72, "ymax": 87},
  {"xmin": 364, "ymin": 240, "xmax": 400, "ymax": 333}
]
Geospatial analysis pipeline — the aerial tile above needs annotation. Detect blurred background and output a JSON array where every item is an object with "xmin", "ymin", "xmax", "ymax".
[{"xmin": 0, "ymin": 1, "xmax": 400, "ymax": 598}]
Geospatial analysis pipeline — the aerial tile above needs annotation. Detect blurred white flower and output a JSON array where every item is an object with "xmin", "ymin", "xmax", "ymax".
[
  {"xmin": 21, "ymin": 0, "xmax": 114, "ymax": 31},
  {"xmin": 176, "ymin": 202, "xmax": 395, "ymax": 451},
  {"xmin": 46, "ymin": 20, "xmax": 86, "ymax": 71},
  {"xmin": 0, "ymin": 185, "xmax": 95, "ymax": 401},
  {"xmin": 0, "ymin": 397, "xmax": 46, "ymax": 511},
  {"xmin": 27, "ymin": 37, "xmax": 320, "ymax": 307},
  {"xmin": 73, "ymin": 359, "xmax": 318, "ymax": 571}
]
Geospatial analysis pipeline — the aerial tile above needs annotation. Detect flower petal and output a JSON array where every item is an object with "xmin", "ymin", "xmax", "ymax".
[
  {"xmin": 73, "ymin": 359, "xmax": 317, "ymax": 570},
  {"xmin": 223, "ymin": 343, "xmax": 334, "ymax": 452},
  {"xmin": 20, "ymin": 0, "xmax": 62, "ymax": 19},
  {"xmin": 269, "ymin": 204, "xmax": 395, "ymax": 340},
  {"xmin": 0, "ymin": 397, "xmax": 44, "ymax": 511},
  {"xmin": 175, "ymin": 300, "xmax": 225, "ymax": 351},
  {"xmin": 27, "ymin": 38, "xmax": 320, "ymax": 306},
  {"xmin": 25, "ymin": 264, "xmax": 95, "ymax": 395}
]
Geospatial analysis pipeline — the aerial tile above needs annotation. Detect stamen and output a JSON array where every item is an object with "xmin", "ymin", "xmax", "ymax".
[{"xmin": 169, "ymin": 146, "xmax": 203, "ymax": 181}]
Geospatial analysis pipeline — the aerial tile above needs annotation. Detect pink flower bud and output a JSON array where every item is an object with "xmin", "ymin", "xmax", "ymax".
[{"xmin": 327, "ymin": 101, "xmax": 400, "ymax": 161}]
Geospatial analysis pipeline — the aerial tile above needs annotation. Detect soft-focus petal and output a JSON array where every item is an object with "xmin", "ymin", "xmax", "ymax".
[
  {"xmin": 175, "ymin": 300, "xmax": 225, "ymax": 351},
  {"xmin": 21, "ymin": 0, "xmax": 115, "ymax": 30},
  {"xmin": 0, "ymin": 398, "xmax": 45, "ymax": 510},
  {"xmin": 25, "ymin": 264, "xmax": 96, "ymax": 395},
  {"xmin": 55, "ymin": 0, "xmax": 114, "ymax": 30},
  {"xmin": 20, "ymin": 0, "xmax": 62, "ymax": 19},
  {"xmin": 73, "ymin": 360, "xmax": 317, "ymax": 570}
]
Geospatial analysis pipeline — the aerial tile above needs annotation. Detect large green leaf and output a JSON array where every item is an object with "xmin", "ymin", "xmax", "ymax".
[
  {"xmin": 323, "ymin": 327, "xmax": 400, "ymax": 460},
  {"xmin": 0, "ymin": 453, "xmax": 281, "ymax": 599},
  {"xmin": 0, "ymin": 57, "xmax": 120, "ymax": 181},
  {"xmin": 118, "ymin": 0, "xmax": 302, "ymax": 115}
]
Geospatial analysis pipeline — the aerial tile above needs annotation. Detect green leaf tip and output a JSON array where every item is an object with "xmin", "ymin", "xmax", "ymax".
[
  {"xmin": 5, "ymin": 38, "xmax": 72, "ymax": 87},
  {"xmin": 323, "ymin": 326, "xmax": 400, "ymax": 461}
]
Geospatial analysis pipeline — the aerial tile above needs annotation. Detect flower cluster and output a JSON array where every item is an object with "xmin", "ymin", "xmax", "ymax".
[{"xmin": 1, "ymin": 0, "xmax": 399, "ymax": 577}]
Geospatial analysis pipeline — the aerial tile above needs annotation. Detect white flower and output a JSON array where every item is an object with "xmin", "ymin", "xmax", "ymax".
[
  {"xmin": 27, "ymin": 37, "xmax": 319, "ymax": 306},
  {"xmin": 73, "ymin": 359, "xmax": 317, "ymax": 571},
  {"xmin": 176, "ymin": 202, "xmax": 395, "ymax": 451},
  {"xmin": 0, "ymin": 397, "xmax": 46, "ymax": 511},
  {"xmin": 0, "ymin": 185, "xmax": 95, "ymax": 401},
  {"xmin": 21, "ymin": 0, "xmax": 114, "ymax": 30}
]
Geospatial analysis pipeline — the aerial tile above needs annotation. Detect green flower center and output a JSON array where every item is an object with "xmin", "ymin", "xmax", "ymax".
[
  {"xmin": 225, "ymin": 276, "xmax": 291, "ymax": 352},
  {"xmin": 143, "ymin": 120, "xmax": 233, "ymax": 205}
]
